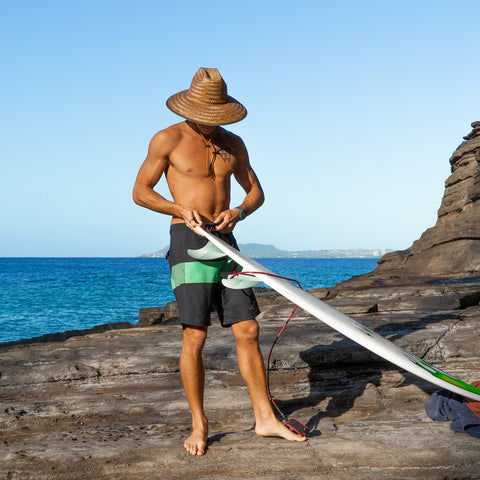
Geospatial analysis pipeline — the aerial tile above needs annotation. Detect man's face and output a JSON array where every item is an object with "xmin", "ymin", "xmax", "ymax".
[{"xmin": 193, "ymin": 123, "xmax": 218, "ymax": 136}]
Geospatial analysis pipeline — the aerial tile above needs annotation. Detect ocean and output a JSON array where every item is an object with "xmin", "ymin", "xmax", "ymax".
[{"xmin": 0, "ymin": 257, "xmax": 378, "ymax": 344}]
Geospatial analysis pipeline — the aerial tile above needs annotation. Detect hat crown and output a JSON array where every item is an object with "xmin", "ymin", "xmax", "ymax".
[
  {"xmin": 166, "ymin": 67, "xmax": 246, "ymax": 125},
  {"xmin": 188, "ymin": 68, "xmax": 228, "ymax": 105}
]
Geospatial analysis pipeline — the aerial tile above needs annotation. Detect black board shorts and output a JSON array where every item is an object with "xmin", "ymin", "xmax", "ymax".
[{"xmin": 167, "ymin": 224, "xmax": 260, "ymax": 328}]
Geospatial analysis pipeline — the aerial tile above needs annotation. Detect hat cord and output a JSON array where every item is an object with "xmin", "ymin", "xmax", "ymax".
[
  {"xmin": 202, "ymin": 135, "xmax": 215, "ymax": 180},
  {"xmin": 188, "ymin": 122, "xmax": 219, "ymax": 179}
]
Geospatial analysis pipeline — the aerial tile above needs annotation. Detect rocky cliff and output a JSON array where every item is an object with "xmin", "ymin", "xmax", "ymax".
[
  {"xmin": 358, "ymin": 121, "xmax": 480, "ymax": 283},
  {"xmin": 1, "ymin": 123, "xmax": 480, "ymax": 480}
]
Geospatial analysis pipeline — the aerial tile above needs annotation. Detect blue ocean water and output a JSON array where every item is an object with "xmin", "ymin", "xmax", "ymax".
[{"xmin": 0, "ymin": 257, "xmax": 378, "ymax": 344}]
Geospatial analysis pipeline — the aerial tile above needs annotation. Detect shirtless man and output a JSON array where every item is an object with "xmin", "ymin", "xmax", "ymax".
[{"xmin": 133, "ymin": 68, "xmax": 306, "ymax": 456}]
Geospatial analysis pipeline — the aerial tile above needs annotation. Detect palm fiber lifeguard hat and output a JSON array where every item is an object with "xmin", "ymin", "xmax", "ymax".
[{"xmin": 166, "ymin": 68, "xmax": 247, "ymax": 126}]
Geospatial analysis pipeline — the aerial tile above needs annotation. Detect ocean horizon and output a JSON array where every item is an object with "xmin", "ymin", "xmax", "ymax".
[{"xmin": 0, "ymin": 257, "xmax": 378, "ymax": 344}]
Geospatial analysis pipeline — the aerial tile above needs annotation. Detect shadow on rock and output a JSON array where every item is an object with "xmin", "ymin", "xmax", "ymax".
[{"xmin": 275, "ymin": 311, "xmax": 460, "ymax": 435}]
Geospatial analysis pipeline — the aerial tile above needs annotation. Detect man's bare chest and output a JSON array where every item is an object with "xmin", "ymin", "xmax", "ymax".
[{"xmin": 169, "ymin": 141, "xmax": 236, "ymax": 179}]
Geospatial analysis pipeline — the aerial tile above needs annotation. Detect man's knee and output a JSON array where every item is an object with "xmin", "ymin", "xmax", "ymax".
[
  {"xmin": 182, "ymin": 325, "xmax": 208, "ymax": 353},
  {"xmin": 232, "ymin": 319, "xmax": 259, "ymax": 345}
]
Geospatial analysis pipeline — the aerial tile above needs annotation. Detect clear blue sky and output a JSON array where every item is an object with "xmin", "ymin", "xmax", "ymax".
[{"xmin": 1, "ymin": 0, "xmax": 479, "ymax": 256}]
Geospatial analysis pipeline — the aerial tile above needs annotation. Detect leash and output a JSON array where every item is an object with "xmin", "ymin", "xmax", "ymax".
[{"xmin": 228, "ymin": 270, "xmax": 310, "ymax": 437}]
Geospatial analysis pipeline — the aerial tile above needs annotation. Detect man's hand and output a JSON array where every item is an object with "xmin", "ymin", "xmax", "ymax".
[
  {"xmin": 179, "ymin": 206, "xmax": 204, "ymax": 234},
  {"xmin": 213, "ymin": 209, "xmax": 240, "ymax": 233}
]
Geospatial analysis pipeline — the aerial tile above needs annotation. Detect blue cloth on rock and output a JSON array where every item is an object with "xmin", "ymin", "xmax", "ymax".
[{"xmin": 424, "ymin": 389, "xmax": 480, "ymax": 438}]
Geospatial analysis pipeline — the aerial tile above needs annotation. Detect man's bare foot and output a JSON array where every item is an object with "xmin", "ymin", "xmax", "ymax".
[
  {"xmin": 184, "ymin": 422, "xmax": 208, "ymax": 456},
  {"xmin": 255, "ymin": 417, "xmax": 307, "ymax": 442}
]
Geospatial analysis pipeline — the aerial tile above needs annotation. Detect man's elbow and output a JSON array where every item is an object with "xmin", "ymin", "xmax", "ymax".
[
  {"xmin": 132, "ymin": 185, "xmax": 146, "ymax": 207},
  {"xmin": 257, "ymin": 186, "xmax": 265, "ymax": 208}
]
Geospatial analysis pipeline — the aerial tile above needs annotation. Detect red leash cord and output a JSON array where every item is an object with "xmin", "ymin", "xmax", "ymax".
[
  {"xmin": 267, "ymin": 304, "xmax": 299, "ymax": 420},
  {"xmin": 228, "ymin": 270, "xmax": 303, "ymax": 422}
]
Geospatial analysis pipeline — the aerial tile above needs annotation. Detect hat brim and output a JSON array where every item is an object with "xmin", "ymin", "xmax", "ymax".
[{"xmin": 166, "ymin": 90, "xmax": 247, "ymax": 126}]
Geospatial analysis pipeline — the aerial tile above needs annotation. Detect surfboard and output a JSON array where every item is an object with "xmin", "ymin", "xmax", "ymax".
[{"xmin": 188, "ymin": 226, "xmax": 480, "ymax": 402}]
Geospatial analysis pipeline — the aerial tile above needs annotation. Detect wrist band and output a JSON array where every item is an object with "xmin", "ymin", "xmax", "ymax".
[{"xmin": 235, "ymin": 207, "xmax": 247, "ymax": 221}]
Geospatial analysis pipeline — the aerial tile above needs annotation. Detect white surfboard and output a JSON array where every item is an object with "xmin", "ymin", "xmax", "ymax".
[{"xmin": 189, "ymin": 226, "xmax": 480, "ymax": 402}]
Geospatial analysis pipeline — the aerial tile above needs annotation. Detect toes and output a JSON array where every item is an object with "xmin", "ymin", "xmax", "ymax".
[
  {"xmin": 184, "ymin": 440, "xmax": 196, "ymax": 456},
  {"xmin": 184, "ymin": 438, "xmax": 206, "ymax": 456}
]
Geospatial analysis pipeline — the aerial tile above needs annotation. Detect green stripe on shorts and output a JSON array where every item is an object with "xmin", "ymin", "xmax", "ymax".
[{"xmin": 171, "ymin": 259, "xmax": 234, "ymax": 290}]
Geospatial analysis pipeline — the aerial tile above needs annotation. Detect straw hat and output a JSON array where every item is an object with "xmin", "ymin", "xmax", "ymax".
[{"xmin": 166, "ymin": 68, "xmax": 247, "ymax": 126}]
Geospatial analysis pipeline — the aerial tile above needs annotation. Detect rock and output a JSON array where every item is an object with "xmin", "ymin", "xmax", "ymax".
[
  {"xmin": 138, "ymin": 301, "xmax": 179, "ymax": 326},
  {"xmin": 356, "ymin": 121, "xmax": 480, "ymax": 282},
  {"xmin": 1, "ymin": 122, "xmax": 480, "ymax": 479},
  {"xmin": 1, "ymin": 296, "xmax": 479, "ymax": 479},
  {"xmin": 0, "ymin": 322, "xmax": 135, "ymax": 347}
]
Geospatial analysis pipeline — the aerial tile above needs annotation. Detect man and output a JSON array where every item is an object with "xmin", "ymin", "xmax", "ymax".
[{"xmin": 133, "ymin": 68, "xmax": 306, "ymax": 456}]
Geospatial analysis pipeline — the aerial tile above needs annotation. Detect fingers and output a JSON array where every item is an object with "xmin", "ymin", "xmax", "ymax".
[
  {"xmin": 182, "ymin": 207, "xmax": 204, "ymax": 235},
  {"xmin": 212, "ymin": 212, "xmax": 228, "ymax": 232},
  {"xmin": 187, "ymin": 218, "xmax": 204, "ymax": 235},
  {"xmin": 182, "ymin": 208, "xmax": 239, "ymax": 234},
  {"xmin": 213, "ymin": 209, "xmax": 238, "ymax": 233}
]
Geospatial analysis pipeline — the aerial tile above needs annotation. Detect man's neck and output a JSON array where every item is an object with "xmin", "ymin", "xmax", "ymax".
[{"xmin": 186, "ymin": 121, "xmax": 219, "ymax": 140}]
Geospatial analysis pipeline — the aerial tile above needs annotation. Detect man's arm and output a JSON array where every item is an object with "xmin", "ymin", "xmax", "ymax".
[
  {"xmin": 214, "ymin": 138, "xmax": 265, "ymax": 233},
  {"xmin": 132, "ymin": 130, "xmax": 203, "ymax": 228}
]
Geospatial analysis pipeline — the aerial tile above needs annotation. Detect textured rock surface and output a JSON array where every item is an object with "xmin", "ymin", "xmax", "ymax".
[
  {"xmin": 359, "ymin": 121, "xmax": 480, "ymax": 281},
  {"xmin": 1, "ymin": 285, "xmax": 480, "ymax": 480},
  {"xmin": 2, "ymin": 123, "xmax": 480, "ymax": 479}
]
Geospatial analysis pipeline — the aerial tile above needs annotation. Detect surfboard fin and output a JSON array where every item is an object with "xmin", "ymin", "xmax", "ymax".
[
  {"xmin": 222, "ymin": 274, "xmax": 263, "ymax": 289},
  {"xmin": 187, "ymin": 242, "xmax": 226, "ymax": 261}
]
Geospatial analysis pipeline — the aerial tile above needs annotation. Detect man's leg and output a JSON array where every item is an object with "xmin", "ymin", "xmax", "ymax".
[
  {"xmin": 231, "ymin": 319, "xmax": 306, "ymax": 442},
  {"xmin": 180, "ymin": 325, "xmax": 209, "ymax": 455}
]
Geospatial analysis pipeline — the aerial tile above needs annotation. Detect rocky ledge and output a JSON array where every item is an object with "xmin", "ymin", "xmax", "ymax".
[{"xmin": 1, "ymin": 123, "xmax": 480, "ymax": 480}]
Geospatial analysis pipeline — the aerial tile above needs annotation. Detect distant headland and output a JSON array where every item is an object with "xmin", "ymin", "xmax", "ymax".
[{"xmin": 139, "ymin": 243, "xmax": 392, "ymax": 259}]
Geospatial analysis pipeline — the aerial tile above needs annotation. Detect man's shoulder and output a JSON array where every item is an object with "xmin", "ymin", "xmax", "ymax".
[
  {"xmin": 154, "ymin": 122, "xmax": 184, "ymax": 139},
  {"xmin": 217, "ymin": 127, "xmax": 244, "ymax": 146},
  {"xmin": 149, "ymin": 122, "xmax": 184, "ymax": 149}
]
